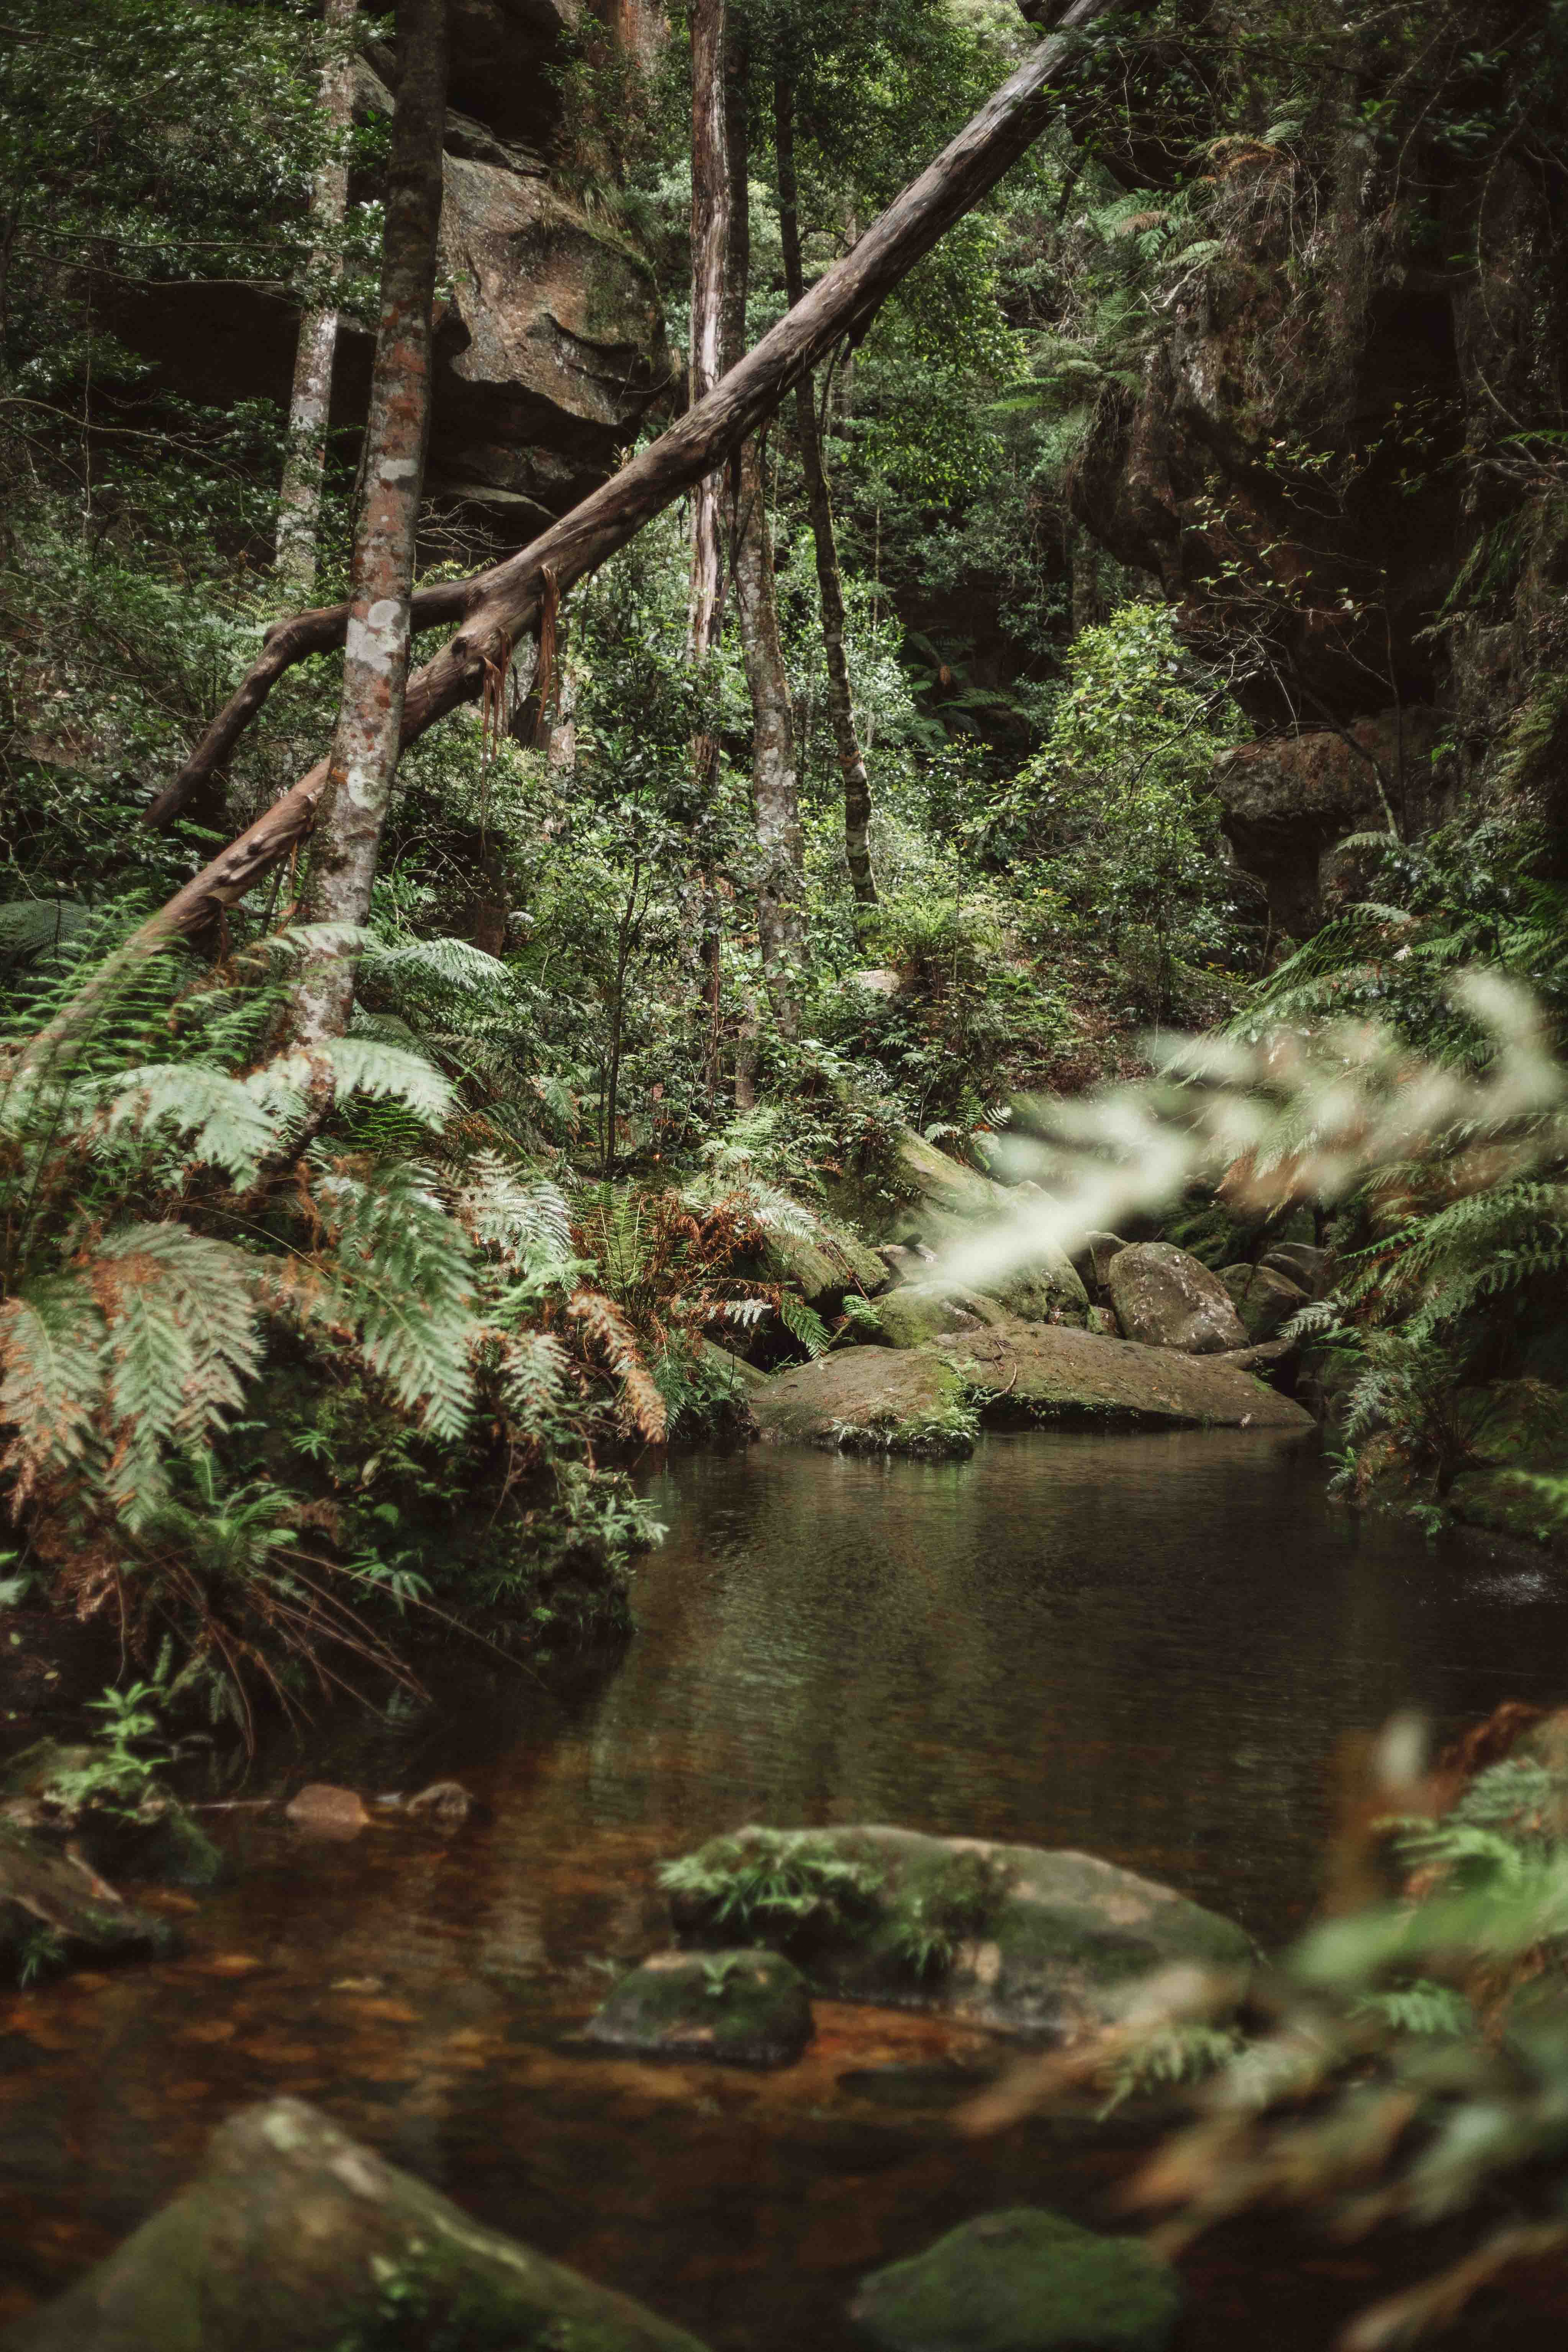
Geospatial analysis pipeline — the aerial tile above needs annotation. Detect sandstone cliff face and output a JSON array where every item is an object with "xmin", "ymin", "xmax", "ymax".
[
  {"xmin": 356, "ymin": 35, "xmax": 672, "ymax": 536},
  {"xmin": 111, "ymin": 5, "xmax": 670, "ymax": 551},
  {"xmin": 1069, "ymin": 12, "xmax": 1568, "ymax": 926}
]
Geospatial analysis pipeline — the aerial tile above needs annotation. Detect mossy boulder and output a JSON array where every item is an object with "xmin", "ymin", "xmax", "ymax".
[
  {"xmin": 1106, "ymin": 1244, "xmax": 1247, "ymax": 1355},
  {"xmin": 890, "ymin": 1134, "xmax": 1088, "ymax": 1323},
  {"xmin": 1219, "ymin": 1262, "xmax": 1309, "ymax": 1343},
  {"xmin": 751, "ymin": 1347, "xmax": 981, "ymax": 1457},
  {"xmin": 662, "ymin": 1825, "xmax": 1251, "ymax": 2041},
  {"xmin": 850, "ymin": 2208, "xmax": 1184, "ymax": 2352},
  {"xmin": 764, "ymin": 1208, "xmax": 889, "ymax": 1308},
  {"xmin": 0, "ymin": 1819, "xmax": 176, "ymax": 1986},
  {"xmin": 2, "ymin": 2097, "xmax": 710, "ymax": 2352},
  {"xmin": 585, "ymin": 1949, "xmax": 813, "ymax": 2067},
  {"xmin": 752, "ymin": 1326, "xmax": 1312, "ymax": 1447},
  {"xmin": 0, "ymin": 1740, "xmax": 226, "ymax": 1889},
  {"xmin": 870, "ymin": 1284, "xmax": 993, "ymax": 1350}
]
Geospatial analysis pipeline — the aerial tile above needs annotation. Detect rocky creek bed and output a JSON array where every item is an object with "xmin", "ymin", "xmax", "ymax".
[{"xmin": 3, "ymin": 1435, "xmax": 1568, "ymax": 2349}]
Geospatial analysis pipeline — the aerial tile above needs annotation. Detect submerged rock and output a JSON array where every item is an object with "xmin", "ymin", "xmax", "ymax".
[
  {"xmin": 585, "ymin": 1949, "xmax": 814, "ymax": 2067},
  {"xmin": 0, "ymin": 1820, "xmax": 175, "ymax": 1985},
  {"xmin": 752, "ymin": 1326, "xmax": 1312, "ymax": 1447},
  {"xmin": 1106, "ymin": 1244, "xmax": 1247, "ymax": 1355},
  {"xmin": 664, "ymin": 1824, "xmax": 1251, "ymax": 2041},
  {"xmin": 851, "ymin": 2207, "xmax": 1184, "ymax": 2352},
  {"xmin": 2, "ymin": 2097, "xmax": 710, "ymax": 2352},
  {"xmin": 284, "ymin": 1783, "xmax": 373, "ymax": 1840}
]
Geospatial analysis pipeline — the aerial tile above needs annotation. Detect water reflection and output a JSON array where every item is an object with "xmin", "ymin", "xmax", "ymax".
[{"xmin": 2, "ymin": 1431, "xmax": 1566, "ymax": 2349}]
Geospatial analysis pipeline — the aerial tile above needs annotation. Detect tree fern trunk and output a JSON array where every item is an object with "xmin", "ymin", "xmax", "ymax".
[
  {"xmin": 274, "ymin": 0, "xmax": 357, "ymax": 606},
  {"xmin": 295, "ymin": 0, "xmax": 447, "ymax": 1044},
  {"xmin": 775, "ymin": 71, "xmax": 877, "ymax": 912}
]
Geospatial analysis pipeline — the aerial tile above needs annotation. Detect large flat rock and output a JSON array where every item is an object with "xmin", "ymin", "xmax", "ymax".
[{"xmin": 753, "ymin": 1326, "xmax": 1313, "ymax": 1444}]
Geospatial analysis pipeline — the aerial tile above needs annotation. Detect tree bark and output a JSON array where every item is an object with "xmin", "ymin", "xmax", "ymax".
[
  {"xmin": 293, "ymin": 0, "xmax": 447, "ymax": 1042},
  {"xmin": 143, "ymin": 0, "xmax": 1125, "ymax": 841},
  {"xmin": 87, "ymin": 0, "xmax": 1127, "ymax": 1001},
  {"xmin": 686, "ymin": 0, "xmax": 729, "ymax": 664},
  {"xmin": 775, "ymin": 72, "xmax": 876, "ymax": 910},
  {"xmin": 275, "ymin": 0, "xmax": 357, "ymax": 606},
  {"xmin": 722, "ymin": 44, "xmax": 804, "ymax": 1036},
  {"xmin": 687, "ymin": 0, "xmax": 729, "ymax": 1092}
]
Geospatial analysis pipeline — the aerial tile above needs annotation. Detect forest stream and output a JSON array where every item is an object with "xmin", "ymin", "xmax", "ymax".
[{"xmin": 4, "ymin": 1433, "xmax": 1568, "ymax": 2351}]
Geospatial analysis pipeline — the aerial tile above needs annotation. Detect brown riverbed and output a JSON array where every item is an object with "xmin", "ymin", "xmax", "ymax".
[{"xmin": 5, "ymin": 1430, "xmax": 1568, "ymax": 2348}]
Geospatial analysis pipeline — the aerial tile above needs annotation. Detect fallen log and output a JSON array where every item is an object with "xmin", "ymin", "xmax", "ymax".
[{"xmin": 131, "ymin": 0, "xmax": 1124, "ymax": 928}]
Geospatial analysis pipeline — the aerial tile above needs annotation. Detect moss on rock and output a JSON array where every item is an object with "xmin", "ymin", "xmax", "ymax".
[
  {"xmin": 584, "ymin": 1949, "xmax": 814, "ymax": 2067},
  {"xmin": 850, "ymin": 2207, "xmax": 1184, "ymax": 2352},
  {"xmin": 661, "ymin": 1825, "xmax": 1251, "ymax": 2041}
]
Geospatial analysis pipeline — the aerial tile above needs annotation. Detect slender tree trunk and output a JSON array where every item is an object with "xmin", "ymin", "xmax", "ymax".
[
  {"xmin": 275, "ymin": 0, "xmax": 357, "ymax": 605},
  {"xmin": 294, "ymin": 0, "xmax": 447, "ymax": 1043},
  {"xmin": 91, "ymin": 0, "xmax": 1125, "ymax": 998},
  {"xmin": 686, "ymin": 0, "xmax": 729, "ymax": 664},
  {"xmin": 724, "ymin": 45, "xmax": 804, "ymax": 1039},
  {"xmin": 775, "ymin": 72, "xmax": 876, "ymax": 910},
  {"xmin": 687, "ymin": 0, "xmax": 730, "ymax": 1095}
]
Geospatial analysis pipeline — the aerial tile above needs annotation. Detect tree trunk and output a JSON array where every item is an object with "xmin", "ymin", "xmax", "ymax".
[
  {"xmin": 35, "ymin": 0, "xmax": 1130, "ymax": 1056},
  {"xmin": 723, "ymin": 43, "xmax": 804, "ymax": 1037},
  {"xmin": 775, "ymin": 72, "xmax": 876, "ymax": 910},
  {"xmin": 293, "ymin": 0, "xmax": 447, "ymax": 1043},
  {"xmin": 275, "ymin": 0, "xmax": 357, "ymax": 606},
  {"xmin": 732, "ymin": 430, "xmax": 805, "ymax": 1036},
  {"xmin": 144, "ymin": 0, "xmax": 1125, "ymax": 840},
  {"xmin": 687, "ymin": 0, "xmax": 730, "ymax": 1093},
  {"xmin": 686, "ymin": 0, "xmax": 729, "ymax": 664}
]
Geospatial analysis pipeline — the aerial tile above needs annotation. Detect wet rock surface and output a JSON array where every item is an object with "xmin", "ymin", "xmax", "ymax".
[
  {"xmin": 2, "ymin": 2096, "xmax": 712, "ymax": 2352},
  {"xmin": 0, "ymin": 1820, "xmax": 175, "ymax": 1985},
  {"xmin": 752, "ymin": 1326, "xmax": 1312, "ymax": 1447},
  {"xmin": 585, "ymin": 1949, "xmax": 814, "ymax": 2068},
  {"xmin": 665, "ymin": 1825, "xmax": 1252, "ymax": 2042},
  {"xmin": 851, "ymin": 2206, "xmax": 1184, "ymax": 2352}
]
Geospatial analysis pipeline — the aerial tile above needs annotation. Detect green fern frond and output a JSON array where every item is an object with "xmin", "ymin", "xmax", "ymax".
[
  {"xmin": 106, "ymin": 1063, "xmax": 282, "ymax": 1181},
  {"xmin": 311, "ymin": 1163, "xmax": 476, "ymax": 1439},
  {"xmin": 779, "ymin": 1291, "xmax": 831, "ymax": 1357},
  {"xmin": 0, "ymin": 1272, "xmax": 107, "ymax": 1500}
]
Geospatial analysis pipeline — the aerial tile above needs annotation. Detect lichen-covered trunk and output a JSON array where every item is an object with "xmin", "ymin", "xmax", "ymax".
[
  {"xmin": 775, "ymin": 74, "xmax": 876, "ymax": 911},
  {"xmin": 275, "ymin": 0, "xmax": 357, "ymax": 606},
  {"xmin": 685, "ymin": 0, "xmax": 729, "ymax": 665},
  {"xmin": 687, "ymin": 0, "xmax": 730, "ymax": 1090},
  {"xmin": 724, "ymin": 43, "xmax": 804, "ymax": 1040},
  {"xmin": 295, "ymin": 0, "xmax": 447, "ymax": 1044}
]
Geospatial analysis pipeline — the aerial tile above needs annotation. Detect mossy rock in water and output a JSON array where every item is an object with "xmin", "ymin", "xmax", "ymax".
[
  {"xmin": 661, "ymin": 1826, "xmax": 1251, "ymax": 2041},
  {"xmin": 753, "ymin": 1347, "xmax": 981, "ymax": 1457},
  {"xmin": 0, "ymin": 1741, "xmax": 226, "ymax": 1890},
  {"xmin": 0, "ymin": 1820, "xmax": 176, "ymax": 1986},
  {"xmin": 850, "ymin": 2208, "xmax": 1183, "ymax": 2352},
  {"xmin": 585, "ymin": 1949, "xmax": 814, "ymax": 2067},
  {"xmin": 2, "ymin": 2097, "xmax": 711, "ymax": 2352},
  {"xmin": 753, "ymin": 1328, "xmax": 1312, "ymax": 1447}
]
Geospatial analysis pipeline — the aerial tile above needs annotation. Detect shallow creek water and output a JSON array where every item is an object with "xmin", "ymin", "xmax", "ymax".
[{"xmin": 5, "ymin": 1430, "xmax": 1568, "ymax": 2348}]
